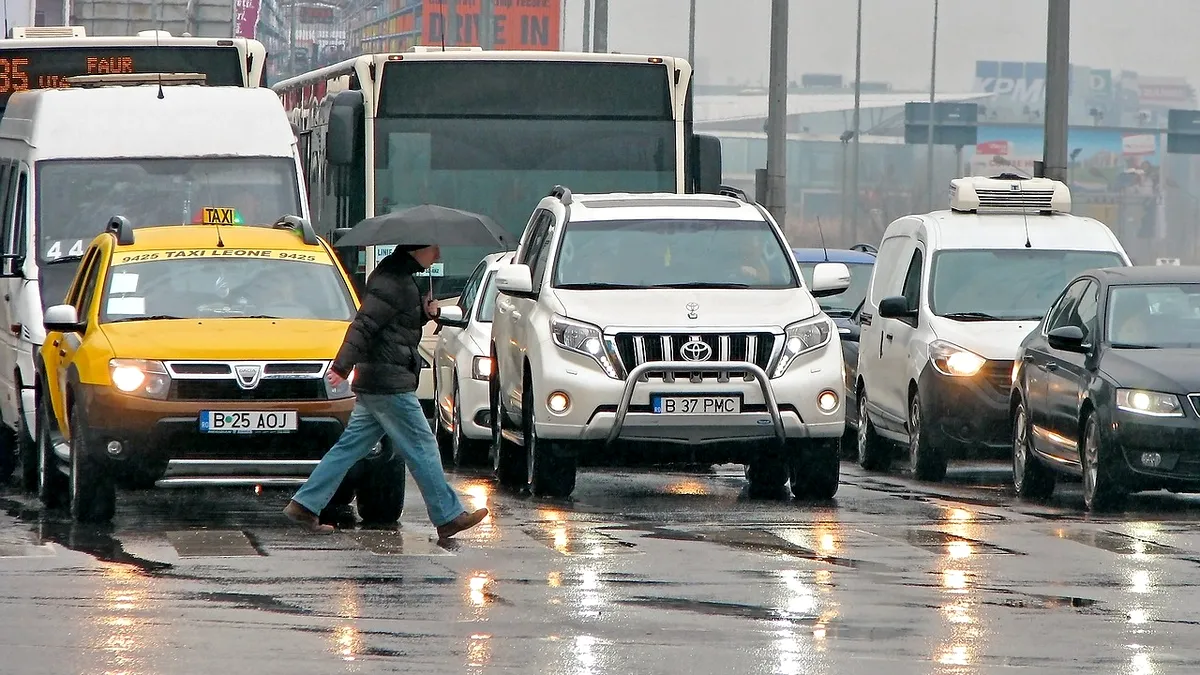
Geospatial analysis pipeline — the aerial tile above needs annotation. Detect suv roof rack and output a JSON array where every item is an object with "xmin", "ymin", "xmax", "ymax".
[
  {"xmin": 717, "ymin": 185, "xmax": 753, "ymax": 203},
  {"xmin": 549, "ymin": 185, "xmax": 573, "ymax": 206},
  {"xmin": 273, "ymin": 215, "xmax": 320, "ymax": 246},
  {"xmin": 106, "ymin": 215, "xmax": 135, "ymax": 246}
]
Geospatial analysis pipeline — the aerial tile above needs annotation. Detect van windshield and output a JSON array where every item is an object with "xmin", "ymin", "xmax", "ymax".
[
  {"xmin": 35, "ymin": 157, "xmax": 302, "ymax": 263},
  {"xmin": 929, "ymin": 249, "xmax": 1126, "ymax": 320}
]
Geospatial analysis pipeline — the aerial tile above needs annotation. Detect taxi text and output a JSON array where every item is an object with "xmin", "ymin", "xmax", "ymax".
[{"xmin": 112, "ymin": 249, "xmax": 328, "ymax": 265}]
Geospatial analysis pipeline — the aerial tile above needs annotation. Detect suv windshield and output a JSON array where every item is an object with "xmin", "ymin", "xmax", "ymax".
[
  {"xmin": 552, "ymin": 218, "xmax": 798, "ymax": 289},
  {"xmin": 799, "ymin": 261, "xmax": 873, "ymax": 316},
  {"xmin": 99, "ymin": 254, "xmax": 355, "ymax": 323},
  {"xmin": 37, "ymin": 157, "xmax": 302, "ymax": 263},
  {"xmin": 1108, "ymin": 283, "xmax": 1200, "ymax": 348},
  {"xmin": 930, "ymin": 249, "xmax": 1126, "ymax": 320}
]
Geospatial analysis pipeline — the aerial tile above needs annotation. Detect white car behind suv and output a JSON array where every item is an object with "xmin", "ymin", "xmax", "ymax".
[{"xmin": 488, "ymin": 186, "xmax": 852, "ymax": 499}]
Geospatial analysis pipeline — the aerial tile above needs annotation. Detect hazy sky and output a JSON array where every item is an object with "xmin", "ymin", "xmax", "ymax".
[{"xmin": 559, "ymin": 0, "xmax": 1200, "ymax": 92}]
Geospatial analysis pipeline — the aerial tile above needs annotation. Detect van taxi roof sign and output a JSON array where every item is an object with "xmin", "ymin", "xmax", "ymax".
[{"xmin": 197, "ymin": 207, "xmax": 243, "ymax": 226}]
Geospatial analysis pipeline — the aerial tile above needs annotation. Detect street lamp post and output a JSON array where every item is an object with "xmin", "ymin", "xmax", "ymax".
[
  {"xmin": 688, "ymin": 0, "xmax": 697, "ymax": 67},
  {"xmin": 926, "ymin": 0, "xmax": 939, "ymax": 211},
  {"xmin": 848, "ymin": 0, "xmax": 863, "ymax": 243},
  {"xmin": 765, "ymin": 0, "xmax": 789, "ymax": 226},
  {"xmin": 1043, "ymin": 0, "xmax": 1071, "ymax": 182},
  {"xmin": 582, "ymin": 0, "xmax": 592, "ymax": 51}
]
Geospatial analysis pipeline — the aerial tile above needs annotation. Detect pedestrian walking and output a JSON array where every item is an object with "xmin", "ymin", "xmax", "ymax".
[{"xmin": 284, "ymin": 244, "xmax": 488, "ymax": 538}]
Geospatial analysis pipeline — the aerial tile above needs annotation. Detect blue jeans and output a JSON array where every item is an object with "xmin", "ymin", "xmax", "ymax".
[{"xmin": 291, "ymin": 392, "xmax": 466, "ymax": 527}]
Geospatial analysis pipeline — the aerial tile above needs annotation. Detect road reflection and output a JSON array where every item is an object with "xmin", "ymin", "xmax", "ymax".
[
  {"xmin": 933, "ymin": 507, "xmax": 986, "ymax": 674},
  {"xmin": 85, "ymin": 561, "xmax": 161, "ymax": 675}
]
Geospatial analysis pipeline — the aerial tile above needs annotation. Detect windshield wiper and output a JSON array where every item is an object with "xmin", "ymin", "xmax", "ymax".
[
  {"xmin": 43, "ymin": 255, "xmax": 84, "ymax": 265},
  {"xmin": 108, "ymin": 314, "xmax": 186, "ymax": 323},
  {"xmin": 555, "ymin": 282, "xmax": 644, "ymax": 290},
  {"xmin": 1110, "ymin": 343, "xmax": 1159, "ymax": 349},
  {"xmin": 227, "ymin": 314, "xmax": 282, "ymax": 319},
  {"xmin": 823, "ymin": 308, "xmax": 854, "ymax": 317},
  {"xmin": 648, "ymin": 282, "xmax": 751, "ymax": 289},
  {"xmin": 941, "ymin": 311, "xmax": 1003, "ymax": 321}
]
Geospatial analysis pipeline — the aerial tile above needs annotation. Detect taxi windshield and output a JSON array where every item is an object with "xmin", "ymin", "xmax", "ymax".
[
  {"xmin": 36, "ymin": 157, "xmax": 303, "ymax": 263},
  {"xmin": 98, "ymin": 251, "xmax": 355, "ymax": 323}
]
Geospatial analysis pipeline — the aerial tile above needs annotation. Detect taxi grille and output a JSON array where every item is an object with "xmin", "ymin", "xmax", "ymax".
[{"xmin": 170, "ymin": 379, "xmax": 325, "ymax": 401}]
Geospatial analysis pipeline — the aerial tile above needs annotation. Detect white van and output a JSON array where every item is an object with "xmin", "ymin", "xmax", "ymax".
[
  {"xmin": 853, "ymin": 175, "xmax": 1131, "ymax": 481},
  {"xmin": 0, "ymin": 80, "xmax": 309, "ymax": 489}
]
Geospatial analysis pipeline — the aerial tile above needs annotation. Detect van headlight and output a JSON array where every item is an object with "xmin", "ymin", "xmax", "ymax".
[
  {"xmin": 109, "ymin": 359, "xmax": 171, "ymax": 400},
  {"xmin": 550, "ymin": 315, "xmax": 619, "ymax": 378},
  {"xmin": 772, "ymin": 316, "xmax": 832, "ymax": 378},
  {"xmin": 1116, "ymin": 389, "xmax": 1184, "ymax": 417},
  {"xmin": 324, "ymin": 366, "xmax": 355, "ymax": 399},
  {"xmin": 928, "ymin": 340, "xmax": 986, "ymax": 377}
]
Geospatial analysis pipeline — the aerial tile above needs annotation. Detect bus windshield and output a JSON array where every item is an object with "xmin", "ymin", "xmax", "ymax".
[
  {"xmin": 36, "ymin": 157, "xmax": 304, "ymax": 263},
  {"xmin": 373, "ymin": 59, "xmax": 678, "ymax": 296}
]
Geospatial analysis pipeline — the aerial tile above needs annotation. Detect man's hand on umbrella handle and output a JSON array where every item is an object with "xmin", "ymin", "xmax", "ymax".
[
  {"xmin": 326, "ymin": 370, "xmax": 346, "ymax": 388},
  {"xmin": 424, "ymin": 294, "xmax": 440, "ymax": 319}
]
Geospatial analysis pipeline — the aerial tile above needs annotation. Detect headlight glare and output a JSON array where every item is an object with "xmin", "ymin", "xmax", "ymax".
[
  {"xmin": 772, "ymin": 316, "xmax": 833, "ymax": 378},
  {"xmin": 1116, "ymin": 388, "xmax": 1184, "ymax": 417},
  {"xmin": 550, "ymin": 315, "xmax": 619, "ymax": 378},
  {"xmin": 929, "ymin": 340, "xmax": 986, "ymax": 377},
  {"xmin": 109, "ymin": 359, "xmax": 170, "ymax": 400},
  {"xmin": 472, "ymin": 355, "xmax": 492, "ymax": 381}
]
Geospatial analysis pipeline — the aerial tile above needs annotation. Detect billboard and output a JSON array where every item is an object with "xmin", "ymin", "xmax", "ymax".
[{"xmin": 424, "ymin": 0, "xmax": 561, "ymax": 50}]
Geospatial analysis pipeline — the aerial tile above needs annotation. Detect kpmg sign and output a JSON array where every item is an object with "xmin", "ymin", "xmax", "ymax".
[{"xmin": 974, "ymin": 61, "xmax": 1054, "ymax": 105}]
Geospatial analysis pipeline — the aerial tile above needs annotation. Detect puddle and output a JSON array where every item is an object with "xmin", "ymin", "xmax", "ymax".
[
  {"xmin": 523, "ymin": 524, "xmax": 639, "ymax": 556},
  {"xmin": 987, "ymin": 593, "xmax": 1099, "ymax": 610},
  {"xmin": 166, "ymin": 529, "xmax": 264, "ymax": 558},
  {"xmin": 1049, "ymin": 528, "xmax": 1182, "ymax": 555},
  {"xmin": 898, "ymin": 528, "xmax": 1022, "ymax": 555},
  {"xmin": 618, "ymin": 596, "xmax": 811, "ymax": 623},
  {"xmin": 345, "ymin": 531, "xmax": 454, "ymax": 556},
  {"xmin": 189, "ymin": 591, "xmax": 312, "ymax": 615},
  {"xmin": 635, "ymin": 525, "xmax": 891, "ymax": 571},
  {"xmin": 1, "ymin": 498, "xmax": 173, "ymax": 573}
]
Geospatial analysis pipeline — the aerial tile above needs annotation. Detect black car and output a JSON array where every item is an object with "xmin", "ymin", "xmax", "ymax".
[{"xmin": 1010, "ymin": 266, "xmax": 1200, "ymax": 511}]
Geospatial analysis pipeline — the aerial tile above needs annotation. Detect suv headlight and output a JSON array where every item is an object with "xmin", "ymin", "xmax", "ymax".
[
  {"xmin": 550, "ymin": 315, "xmax": 618, "ymax": 378},
  {"xmin": 324, "ymin": 366, "xmax": 355, "ymax": 399},
  {"xmin": 928, "ymin": 340, "xmax": 986, "ymax": 377},
  {"xmin": 773, "ymin": 316, "xmax": 833, "ymax": 377},
  {"xmin": 109, "ymin": 359, "xmax": 170, "ymax": 400},
  {"xmin": 1116, "ymin": 388, "xmax": 1184, "ymax": 417}
]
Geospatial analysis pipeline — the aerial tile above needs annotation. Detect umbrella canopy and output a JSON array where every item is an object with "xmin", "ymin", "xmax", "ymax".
[{"xmin": 336, "ymin": 204, "xmax": 510, "ymax": 250}]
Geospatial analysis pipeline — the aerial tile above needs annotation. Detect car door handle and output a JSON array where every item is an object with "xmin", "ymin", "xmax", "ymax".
[
  {"xmin": 1022, "ymin": 354, "xmax": 1034, "ymax": 362},
  {"xmin": 1046, "ymin": 363, "xmax": 1059, "ymax": 372},
  {"xmin": 885, "ymin": 333, "xmax": 893, "ymax": 341},
  {"xmin": 512, "ymin": 311, "xmax": 522, "ymax": 320}
]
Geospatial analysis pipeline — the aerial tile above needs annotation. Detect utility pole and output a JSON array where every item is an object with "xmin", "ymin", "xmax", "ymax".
[
  {"xmin": 288, "ymin": 0, "xmax": 297, "ymax": 77},
  {"xmin": 480, "ymin": 0, "xmax": 494, "ymax": 48},
  {"xmin": 582, "ymin": 0, "xmax": 592, "ymax": 51},
  {"xmin": 688, "ymin": 0, "xmax": 697, "ymax": 67},
  {"xmin": 849, "ymin": 0, "xmax": 863, "ymax": 242},
  {"xmin": 593, "ymin": 0, "xmax": 608, "ymax": 53},
  {"xmin": 447, "ymin": 0, "xmax": 458, "ymax": 46},
  {"xmin": 1043, "ymin": 0, "xmax": 1071, "ymax": 182},
  {"xmin": 765, "ymin": 0, "xmax": 788, "ymax": 227},
  {"xmin": 925, "ymin": 0, "xmax": 939, "ymax": 211}
]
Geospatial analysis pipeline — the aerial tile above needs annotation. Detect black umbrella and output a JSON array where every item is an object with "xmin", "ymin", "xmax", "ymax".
[{"xmin": 336, "ymin": 204, "xmax": 510, "ymax": 250}]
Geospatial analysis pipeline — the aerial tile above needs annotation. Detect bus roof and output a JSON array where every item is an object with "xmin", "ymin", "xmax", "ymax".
[{"xmin": 0, "ymin": 85, "xmax": 295, "ymax": 159}]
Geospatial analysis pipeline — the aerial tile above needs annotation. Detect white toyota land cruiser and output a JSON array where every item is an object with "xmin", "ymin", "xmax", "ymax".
[{"xmin": 489, "ymin": 187, "xmax": 853, "ymax": 500}]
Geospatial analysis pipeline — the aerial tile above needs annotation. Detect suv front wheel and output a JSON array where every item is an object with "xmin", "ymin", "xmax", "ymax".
[
  {"xmin": 522, "ymin": 376, "xmax": 576, "ymax": 498},
  {"xmin": 789, "ymin": 438, "xmax": 840, "ymax": 500}
]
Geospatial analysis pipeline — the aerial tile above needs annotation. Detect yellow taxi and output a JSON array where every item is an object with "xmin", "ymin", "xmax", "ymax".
[{"xmin": 35, "ymin": 212, "xmax": 403, "ymax": 523}]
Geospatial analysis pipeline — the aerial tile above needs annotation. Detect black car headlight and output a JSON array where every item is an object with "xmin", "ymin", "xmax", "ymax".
[{"xmin": 1116, "ymin": 388, "xmax": 1184, "ymax": 417}]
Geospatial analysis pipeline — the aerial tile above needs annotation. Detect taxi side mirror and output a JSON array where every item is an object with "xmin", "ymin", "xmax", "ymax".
[{"xmin": 44, "ymin": 304, "xmax": 84, "ymax": 333}]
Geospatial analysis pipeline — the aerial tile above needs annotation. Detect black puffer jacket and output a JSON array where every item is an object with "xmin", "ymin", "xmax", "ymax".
[{"xmin": 331, "ymin": 252, "xmax": 433, "ymax": 394}]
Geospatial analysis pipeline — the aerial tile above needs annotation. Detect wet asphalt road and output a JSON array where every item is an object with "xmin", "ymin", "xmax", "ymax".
[{"xmin": 2, "ymin": 462, "xmax": 1200, "ymax": 674}]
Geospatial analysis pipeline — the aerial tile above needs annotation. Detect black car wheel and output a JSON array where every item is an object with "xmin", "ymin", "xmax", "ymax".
[
  {"xmin": 1081, "ymin": 413, "xmax": 1129, "ymax": 512},
  {"xmin": 908, "ymin": 391, "xmax": 947, "ymax": 482},
  {"xmin": 490, "ymin": 360, "xmax": 525, "ymax": 488},
  {"xmin": 1012, "ymin": 399, "xmax": 1055, "ymax": 500},
  {"xmin": 17, "ymin": 394, "xmax": 37, "ymax": 492},
  {"xmin": 789, "ymin": 438, "xmax": 840, "ymax": 500},
  {"xmin": 857, "ymin": 389, "xmax": 891, "ymax": 472},
  {"xmin": 354, "ymin": 438, "xmax": 406, "ymax": 524},
  {"xmin": 523, "ymin": 376, "xmax": 576, "ymax": 498},
  {"xmin": 36, "ymin": 394, "xmax": 65, "ymax": 508},
  {"xmin": 68, "ymin": 403, "xmax": 116, "ymax": 524},
  {"xmin": 747, "ymin": 444, "xmax": 790, "ymax": 499},
  {"xmin": 433, "ymin": 371, "xmax": 454, "ymax": 468},
  {"xmin": 0, "ymin": 422, "xmax": 14, "ymax": 487}
]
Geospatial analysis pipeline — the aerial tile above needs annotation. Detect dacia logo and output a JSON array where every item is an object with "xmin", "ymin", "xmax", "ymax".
[{"xmin": 234, "ymin": 364, "xmax": 262, "ymax": 390}]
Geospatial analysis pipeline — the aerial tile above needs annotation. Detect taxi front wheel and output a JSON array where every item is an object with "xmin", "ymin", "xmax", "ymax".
[{"xmin": 68, "ymin": 403, "xmax": 116, "ymax": 524}]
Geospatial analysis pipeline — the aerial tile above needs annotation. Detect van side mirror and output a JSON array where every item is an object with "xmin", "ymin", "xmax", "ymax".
[
  {"xmin": 438, "ymin": 305, "xmax": 468, "ymax": 328},
  {"xmin": 877, "ymin": 296, "xmax": 916, "ymax": 319},
  {"xmin": 328, "ymin": 91, "xmax": 364, "ymax": 167},
  {"xmin": 44, "ymin": 304, "xmax": 83, "ymax": 333},
  {"xmin": 810, "ymin": 262, "xmax": 852, "ymax": 298},
  {"xmin": 693, "ymin": 134, "xmax": 722, "ymax": 194},
  {"xmin": 0, "ymin": 253, "xmax": 24, "ymax": 278},
  {"xmin": 1047, "ymin": 325, "xmax": 1086, "ymax": 352},
  {"xmin": 495, "ymin": 264, "xmax": 534, "ymax": 298}
]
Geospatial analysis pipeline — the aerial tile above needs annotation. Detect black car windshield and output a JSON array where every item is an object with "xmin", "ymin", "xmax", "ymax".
[
  {"xmin": 1108, "ymin": 283, "xmax": 1200, "ymax": 348},
  {"xmin": 36, "ymin": 157, "xmax": 302, "ymax": 263},
  {"xmin": 99, "ymin": 253, "xmax": 355, "ymax": 323},
  {"xmin": 930, "ymin": 249, "xmax": 1126, "ymax": 320},
  {"xmin": 799, "ymin": 261, "xmax": 873, "ymax": 315},
  {"xmin": 552, "ymin": 219, "xmax": 798, "ymax": 289}
]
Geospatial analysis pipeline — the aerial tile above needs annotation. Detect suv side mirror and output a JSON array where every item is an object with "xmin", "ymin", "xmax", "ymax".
[
  {"xmin": 44, "ymin": 304, "xmax": 83, "ymax": 333},
  {"xmin": 1047, "ymin": 325, "xmax": 1087, "ymax": 352},
  {"xmin": 0, "ymin": 253, "xmax": 24, "ymax": 279},
  {"xmin": 810, "ymin": 262, "xmax": 851, "ymax": 298},
  {"xmin": 877, "ymin": 296, "xmax": 916, "ymax": 319},
  {"xmin": 495, "ymin": 264, "xmax": 534, "ymax": 298},
  {"xmin": 438, "ymin": 305, "xmax": 468, "ymax": 328}
]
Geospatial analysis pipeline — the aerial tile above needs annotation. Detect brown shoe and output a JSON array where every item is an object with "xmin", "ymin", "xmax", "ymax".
[
  {"xmin": 436, "ymin": 508, "xmax": 489, "ymax": 540},
  {"xmin": 283, "ymin": 500, "xmax": 335, "ymax": 534}
]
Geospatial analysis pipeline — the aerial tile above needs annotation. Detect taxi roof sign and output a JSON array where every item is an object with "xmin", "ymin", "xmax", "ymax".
[{"xmin": 198, "ymin": 207, "xmax": 242, "ymax": 226}]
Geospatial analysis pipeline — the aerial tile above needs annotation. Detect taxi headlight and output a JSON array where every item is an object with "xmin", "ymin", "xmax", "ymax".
[
  {"xmin": 928, "ymin": 340, "xmax": 987, "ymax": 377},
  {"xmin": 109, "ymin": 359, "xmax": 170, "ymax": 400},
  {"xmin": 1116, "ymin": 388, "xmax": 1184, "ymax": 417},
  {"xmin": 772, "ymin": 316, "xmax": 833, "ymax": 378},
  {"xmin": 324, "ymin": 366, "xmax": 355, "ymax": 399}
]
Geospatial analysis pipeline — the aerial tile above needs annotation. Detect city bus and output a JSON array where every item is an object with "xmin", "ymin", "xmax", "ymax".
[
  {"xmin": 0, "ymin": 26, "xmax": 267, "ymax": 117},
  {"xmin": 273, "ymin": 48, "xmax": 722, "ymax": 413}
]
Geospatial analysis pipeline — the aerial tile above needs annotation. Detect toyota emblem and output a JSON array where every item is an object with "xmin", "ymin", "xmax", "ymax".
[
  {"xmin": 686, "ymin": 302, "xmax": 699, "ymax": 320},
  {"xmin": 679, "ymin": 338, "xmax": 713, "ymax": 362}
]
